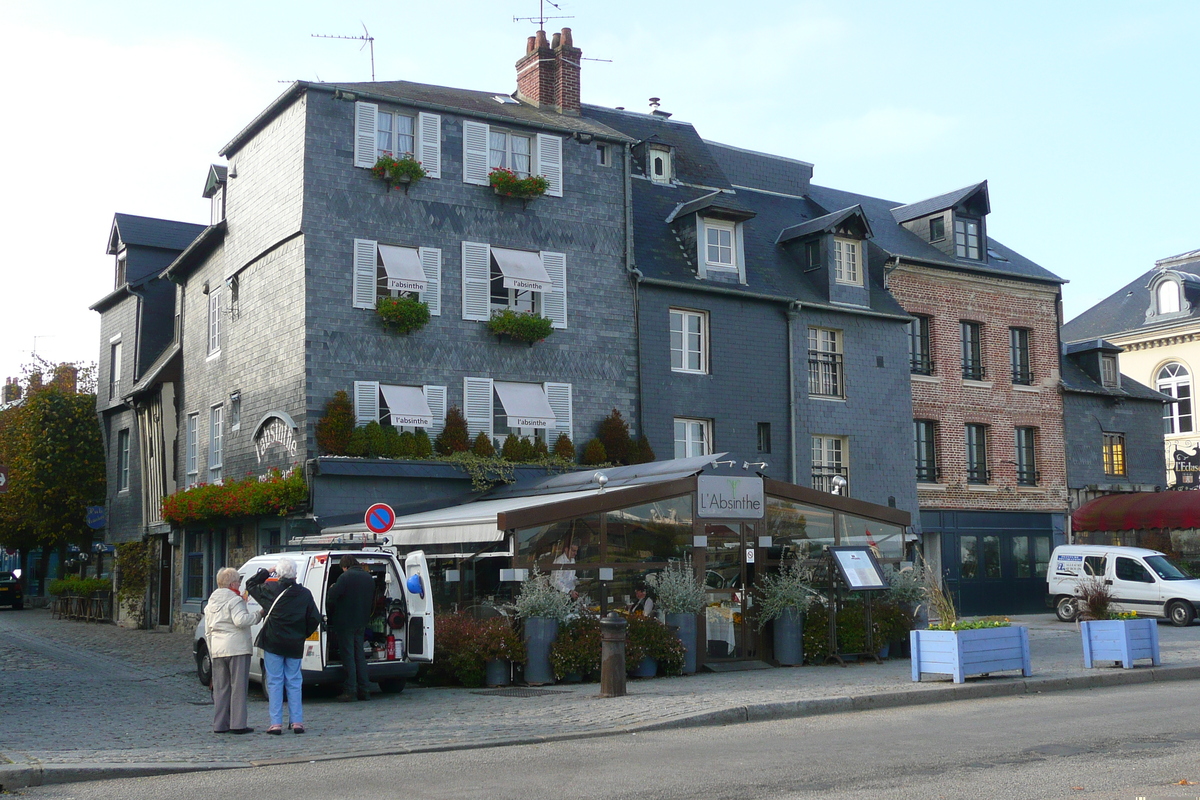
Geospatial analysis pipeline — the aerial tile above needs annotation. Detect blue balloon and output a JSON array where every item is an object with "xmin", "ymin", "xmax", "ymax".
[{"xmin": 406, "ymin": 574, "xmax": 424, "ymax": 598}]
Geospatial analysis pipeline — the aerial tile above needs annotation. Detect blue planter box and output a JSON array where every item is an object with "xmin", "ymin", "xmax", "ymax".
[
  {"xmin": 910, "ymin": 626, "xmax": 1032, "ymax": 684},
  {"xmin": 1080, "ymin": 618, "xmax": 1161, "ymax": 669}
]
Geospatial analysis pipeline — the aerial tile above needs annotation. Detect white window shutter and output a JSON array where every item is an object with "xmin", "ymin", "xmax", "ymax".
[
  {"xmin": 353, "ymin": 238, "xmax": 378, "ymax": 309},
  {"xmin": 354, "ymin": 102, "xmax": 378, "ymax": 168},
  {"xmin": 536, "ymin": 133, "xmax": 563, "ymax": 197},
  {"xmin": 544, "ymin": 382, "xmax": 573, "ymax": 444},
  {"xmin": 353, "ymin": 381, "xmax": 380, "ymax": 427},
  {"xmin": 418, "ymin": 247, "xmax": 442, "ymax": 316},
  {"xmin": 423, "ymin": 385, "xmax": 447, "ymax": 438},
  {"xmin": 463, "ymin": 377, "xmax": 494, "ymax": 441},
  {"xmin": 462, "ymin": 120, "xmax": 490, "ymax": 185},
  {"xmin": 462, "ymin": 241, "xmax": 491, "ymax": 321},
  {"xmin": 416, "ymin": 112, "xmax": 441, "ymax": 179},
  {"xmin": 541, "ymin": 251, "xmax": 567, "ymax": 329}
]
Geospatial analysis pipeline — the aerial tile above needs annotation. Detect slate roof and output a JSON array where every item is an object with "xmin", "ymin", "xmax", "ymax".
[
  {"xmin": 890, "ymin": 181, "xmax": 989, "ymax": 224},
  {"xmin": 108, "ymin": 214, "xmax": 206, "ymax": 255},
  {"xmin": 665, "ymin": 191, "xmax": 755, "ymax": 223},
  {"xmin": 584, "ymin": 106, "xmax": 734, "ymax": 190},
  {"xmin": 1061, "ymin": 261, "xmax": 1200, "ymax": 343},
  {"xmin": 1060, "ymin": 353, "xmax": 1169, "ymax": 403},
  {"xmin": 777, "ymin": 206, "xmax": 871, "ymax": 245}
]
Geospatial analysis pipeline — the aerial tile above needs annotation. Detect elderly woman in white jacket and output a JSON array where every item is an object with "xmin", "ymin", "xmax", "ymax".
[{"xmin": 205, "ymin": 567, "xmax": 260, "ymax": 734}]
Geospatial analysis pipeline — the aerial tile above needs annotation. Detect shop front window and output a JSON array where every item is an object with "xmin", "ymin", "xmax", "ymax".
[
  {"xmin": 517, "ymin": 515, "xmax": 602, "ymax": 570},
  {"xmin": 763, "ymin": 497, "xmax": 835, "ymax": 559},
  {"xmin": 837, "ymin": 516, "xmax": 904, "ymax": 562},
  {"xmin": 605, "ymin": 496, "xmax": 693, "ymax": 563}
]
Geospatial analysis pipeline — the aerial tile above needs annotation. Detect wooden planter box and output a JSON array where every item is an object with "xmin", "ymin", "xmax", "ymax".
[
  {"xmin": 1080, "ymin": 618, "xmax": 1161, "ymax": 669},
  {"xmin": 910, "ymin": 626, "xmax": 1032, "ymax": 684}
]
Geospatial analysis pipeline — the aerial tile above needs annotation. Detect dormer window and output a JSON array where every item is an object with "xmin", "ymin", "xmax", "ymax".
[
  {"xmin": 929, "ymin": 216, "xmax": 945, "ymax": 242},
  {"xmin": 704, "ymin": 220, "xmax": 737, "ymax": 272},
  {"xmin": 210, "ymin": 185, "xmax": 225, "ymax": 225},
  {"xmin": 649, "ymin": 146, "xmax": 672, "ymax": 184},
  {"xmin": 1157, "ymin": 280, "xmax": 1181, "ymax": 315},
  {"xmin": 1100, "ymin": 354, "xmax": 1119, "ymax": 388},
  {"xmin": 833, "ymin": 238, "xmax": 862, "ymax": 286},
  {"xmin": 115, "ymin": 254, "xmax": 127, "ymax": 289},
  {"xmin": 805, "ymin": 240, "xmax": 821, "ymax": 269},
  {"xmin": 955, "ymin": 217, "xmax": 981, "ymax": 260}
]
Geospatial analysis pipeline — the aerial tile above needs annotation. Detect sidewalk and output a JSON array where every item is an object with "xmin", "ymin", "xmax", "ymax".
[{"xmin": 3, "ymin": 608, "xmax": 1199, "ymax": 790}]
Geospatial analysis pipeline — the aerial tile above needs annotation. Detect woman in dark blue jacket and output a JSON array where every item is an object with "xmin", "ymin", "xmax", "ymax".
[{"xmin": 246, "ymin": 558, "xmax": 321, "ymax": 734}]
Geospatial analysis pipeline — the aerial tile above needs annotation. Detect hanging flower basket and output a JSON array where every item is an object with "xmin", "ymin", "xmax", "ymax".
[
  {"xmin": 486, "ymin": 308, "xmax": 554, "ymax": 344},
  {"xmin": 372, "ymin": 154, "xmax": 426, "ymax": 191},
  {"xmin": 489, "ymin": 167, "xmax": 548, "ymax": 199}
]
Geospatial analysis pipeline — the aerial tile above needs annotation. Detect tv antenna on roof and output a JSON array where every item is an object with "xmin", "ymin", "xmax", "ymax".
[
  {"xmin": 514, "ymin": 0, "xmax": 573, "ymax": 29},
  {"xmin": 311, "ymin": 23, "xmax": 375, "ymax": 82}
]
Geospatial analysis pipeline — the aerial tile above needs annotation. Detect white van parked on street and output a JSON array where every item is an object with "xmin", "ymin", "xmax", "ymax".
[
  {"xmin": 193, "ymin": 548, "xmax": 433, "ymax": 693},
  {"xmin": 1047, "ymin": 544, "xmax": 1200, "ymax": 626}
]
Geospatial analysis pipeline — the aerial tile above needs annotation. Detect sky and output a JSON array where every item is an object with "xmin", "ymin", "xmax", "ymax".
[{"xmin": 2, "ymin": 0, "xmax": 1198, "ymax": 382}]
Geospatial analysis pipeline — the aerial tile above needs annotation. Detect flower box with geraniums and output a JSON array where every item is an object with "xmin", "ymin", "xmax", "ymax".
[
  {"xmin": 372, "ymin": 154, "xmax": 426, "ymax": 191},
  {"xmin": 376, "ymin": 295, "xmax": 430, "ymax": 334},
  {"xmin": 161, "ymin": 467, "xmax": 308, "ymax": 527},
  {"xmin": 489, "ymin": 167, "xmax": 548, "ymax": 199},
  {"xmin": 625, "ymin": 615, "xmax": 686, "ymax": 678},
  {"xmin": 1074, "ymin": 576, "xmax": 1161, "ymax": 669},
  {"xmin": 486, "ymin": 308, "xmax": 554, "ymax": 345}
]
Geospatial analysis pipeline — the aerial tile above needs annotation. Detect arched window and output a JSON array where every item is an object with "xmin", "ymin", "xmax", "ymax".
[
  {"xmin": 1157, "ymin": 363, "xmax": 1193, "ymax": 434},
  {"xmin": 1157, "ymin": 280, "xmax": 1181, "ymax": 314}
]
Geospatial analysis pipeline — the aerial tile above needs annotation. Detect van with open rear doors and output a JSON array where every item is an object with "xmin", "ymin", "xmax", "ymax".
[{"xmin": 193, "ymin": 549, "xmax": 434, "ymax": 692}]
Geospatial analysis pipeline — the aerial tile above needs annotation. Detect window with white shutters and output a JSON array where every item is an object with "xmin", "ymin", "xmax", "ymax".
[
  {"xmin": 536, "ymin": 133, "xmax": 563, "ymax": 197},
  {"xmin": 416, "ymin": 112, "xmax": 441, "ymax": 178},
  {"xmin": 352, "ymin": 381, "xmax": 446, "ymax": 435},
  {"xmin": 354, "ymin": 381, "xmax": 380, "ymax": 427},
  {"xmin": 462, "ymin": 119, "xmax": 562, "ymax": 194},
  {"xmin": 354, "ymin": 102, "xmax": 440, "ymax": 178},
  {"xmin": 463, "ymin": 121, "xmax": 491, "ymax": 186},
  {"xmin": 354, "ymin": 102, "xmax": 378, "ymax": 168},
  {"xmin": 207, "ymin": 288, "xmax": 221, "ymax": 356},
  {"xmin": 463, "ymin": 377, "xmax": 494, "ymax": 441},
  {"xmin": 544, "ymin": 382, "xmax": 572, "ymax": 445},
  {"xmin": 469, "ymin": 378, "xmax": 572, "ymax": 449},
  {"xmin": 462, "ymin": 241, "xmax": 566, "ymax": 327},
  {"xmin": 424, "ymin": 385, "xmax": 447, "ymax": 438},
  {"xmin": 352, "ymin": 239, "xmax": 441, "ymax": 315}
]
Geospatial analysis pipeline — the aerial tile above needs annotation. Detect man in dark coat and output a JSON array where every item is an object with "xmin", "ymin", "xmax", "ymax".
[{"xmin": 327, "ymin": 555, "xmax": 377, "ymax": 701}]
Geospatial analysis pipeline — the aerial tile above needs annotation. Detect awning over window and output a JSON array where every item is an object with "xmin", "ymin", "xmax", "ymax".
[
  {"xmin": 494, "ymin": 381, "xmax": 555, "ymax": 428},
  {"xmin": 379, "ymin": 384, "xmax": 433, "ymax": 428},
  {"xmin": 1073, "ymin": 491, "xmax": 1200, "ymax": 532},
  {"xmin": 491, "ymin": 247, "xmax": 551, "ymax": 293},
  {"xmin": 378, "ymin": 244, "xmax": 427, "ymax": 292}
]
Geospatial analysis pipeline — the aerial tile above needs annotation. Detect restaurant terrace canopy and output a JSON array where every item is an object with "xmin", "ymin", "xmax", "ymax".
[{"xmin": 1073, "ymin": 492, "xmax": 1200, "ymax": 532}]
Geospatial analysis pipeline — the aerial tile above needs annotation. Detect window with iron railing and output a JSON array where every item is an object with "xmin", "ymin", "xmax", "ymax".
[
  {"xmin": 961, "ymin": 321, "xmax": 984, "ymax": 381},
  {"xmin": 808, "ymin": 328, "xmax": 843, "ymax": 397},
  {"xmin": 1010, "ymin": 328, "xmax": 1032, "ymax": 385},
  {"xmin": 1015, "ymin": 426, "xmax": 1037, "ymax": 486},
  {"xmin": 909, "ymin": 315, "xmax": 932, "ymax": 375},
  {"xmin": 965, "ymin": 423, "xmax": 989, "ymax": 484},
  {"xmin": 811, "ymin": 435, "xmax": 848, "ymax": 493},
  {"xmin": 914, "ymin": 420, "xmax": 938, "ymax": 483}
]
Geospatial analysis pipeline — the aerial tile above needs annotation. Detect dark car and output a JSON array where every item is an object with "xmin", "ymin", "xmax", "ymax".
[{"xmin": 0, "ymin": 571, "xmax": 24, "ymax": 610}]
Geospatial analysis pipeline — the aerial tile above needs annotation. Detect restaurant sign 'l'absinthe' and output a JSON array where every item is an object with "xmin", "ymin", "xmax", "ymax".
[{"xmin": 697, "ymin": 476, "xmax": 765, "ymax": 519}]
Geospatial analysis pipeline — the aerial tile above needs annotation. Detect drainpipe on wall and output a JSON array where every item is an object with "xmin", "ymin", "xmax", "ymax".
[
  {"xmin": 623, "ymin": 141, "xmax": 645, "ymax": 439},
  {"xmin": 787, "ymin": 301, "xmax": 802, "ymax": 483},
  {"xmin": 883, "ymin": 255, "xmax": 902, "ymax": 289}
]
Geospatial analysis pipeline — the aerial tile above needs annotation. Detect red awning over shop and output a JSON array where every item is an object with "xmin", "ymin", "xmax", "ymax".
[{"xmin": 1073, "ymin": 492, "xmax": 1200, "ymax": 532}]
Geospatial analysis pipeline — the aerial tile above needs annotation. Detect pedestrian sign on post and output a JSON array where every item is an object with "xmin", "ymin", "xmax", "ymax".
[{"xmin": 364, "ymin": 503, "xmax": 396, "ymax": 534}]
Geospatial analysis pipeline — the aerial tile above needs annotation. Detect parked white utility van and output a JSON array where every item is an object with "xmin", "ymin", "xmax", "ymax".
[
  {"xmin": 193, "ymin": 548, "xmax": 433, "ymax": 692},
  {"xmin": 1047, "ymin": 544, "xmax": 1200, "ymax": 626}
]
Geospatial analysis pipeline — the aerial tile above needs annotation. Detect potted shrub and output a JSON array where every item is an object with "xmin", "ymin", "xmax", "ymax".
[
  {"xmin": 882, "ymin": 565, "xmax": 927, "ymax": 629},
  {"xmin": 1075, "ymin": 575, "xmax": 1161, "ymax": 669},
  {"xmin": 550, "ymin": 617, "xmax": 601, "ymax": 681},
  {"xmin": 489, "ymin": 167, "xmax": 549, "ymax": 199},
  {"xmin": 376, "ymin": 295, "xmax": 430, "ymax": 334},
  {"xmin": 755, "ymin": 558, "xmax": 819, "ymax": 666},
  {"xmin": 510, "ymin": 569, "xmax": 576, "ymax": 685},
  {"xmin": 372, "ymin": 154, "xmax": 426, "ymax": 190},
  {"xmin": 486, "ymin": 308, "xmax": 554, "ymax": 344},
  {"xmin": 909, "ymin": 561, "xmax": 1030, "ymax": 684},
  {"xmin": 645, "ymin": 556, "xmax": 705, "ymax": 673},
  {"xmin": 477, "ymin": 616, "xmax": 526, "ymax": 687},
  {"xmin": 625, "ymin": 615, "xmax": 686, "ymax": 678}
]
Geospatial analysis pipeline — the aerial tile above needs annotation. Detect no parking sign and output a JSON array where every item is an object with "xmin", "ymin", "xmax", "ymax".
[{"xmin": 364, "ymin": 503, "xmax": 396, "ymax": 534}]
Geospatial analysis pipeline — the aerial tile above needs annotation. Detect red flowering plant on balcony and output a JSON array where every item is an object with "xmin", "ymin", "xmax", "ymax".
[
  {"xmin": 161, "ymin": 467, "xmax": 308, "ymax": 527},
  {"xmin": 371, "ymin": 154, "xmax": 426, "ymax": 189},
  {"xmin": 488, "ymin": 167, "xmax": 548, "ymax": 199}
]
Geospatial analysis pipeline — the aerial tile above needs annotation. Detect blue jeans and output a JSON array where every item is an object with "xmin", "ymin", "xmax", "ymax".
[{"xmin": 264, "ymin": 651, "xmax": 303, "ymax": 727}]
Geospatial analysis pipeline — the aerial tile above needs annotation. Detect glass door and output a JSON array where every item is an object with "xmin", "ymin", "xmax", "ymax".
[{"xmin": 699, "ymin": 524, "xmax": 749, "ymax": 660}]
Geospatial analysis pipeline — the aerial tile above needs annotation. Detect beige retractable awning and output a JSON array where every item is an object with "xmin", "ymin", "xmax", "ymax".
[
  {"xmin": 491, "ymin": 247, "xmax": 551, "ymax": 293},
  {"xmin": 378, "ymin": 244, "xmax": 427, "ymax": 292},
  {"xmin": 378, "ymin": 384, "xmax": 433, "ymax": 428},
  {"xmin": 494, "ymin": 381, "xmax": 555, "ymax": 428}
]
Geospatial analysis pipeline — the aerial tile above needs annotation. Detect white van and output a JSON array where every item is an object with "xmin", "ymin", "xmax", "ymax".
[
  {"xmin": 1047, "ymin": 544, "xmax": 1200, "ymax": 626},
  {"xmin": 193, "ymin": 548, "xmax": 433, "ymax": 693}
]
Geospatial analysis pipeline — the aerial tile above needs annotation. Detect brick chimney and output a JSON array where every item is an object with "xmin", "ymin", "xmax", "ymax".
[
  {"xmin": 2, "ymin": 377, "xmax": 20, "ymax": 403},
  {"xmin": 515, "ymin": 27, "xmax": 582, "ymax": 115}
]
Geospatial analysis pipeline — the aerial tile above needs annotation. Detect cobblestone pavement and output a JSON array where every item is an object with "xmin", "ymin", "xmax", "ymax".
[{"xmin": 3, "ymin": 608, "xmax": 1200, "ymax": 773}]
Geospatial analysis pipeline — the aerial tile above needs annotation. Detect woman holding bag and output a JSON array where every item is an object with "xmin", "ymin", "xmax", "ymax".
[
  {"xmin": 204, "ymin": 567, "xmax": 259, "ymax": 734},
  {"xmin": 246, "ymin": 558, "xmax": 322, "ymax": 735}
]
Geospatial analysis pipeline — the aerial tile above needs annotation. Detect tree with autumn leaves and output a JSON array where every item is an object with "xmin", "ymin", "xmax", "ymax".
[{"xmin": 0, "ymin": 361, "xmax": 106, "ymax": 589}]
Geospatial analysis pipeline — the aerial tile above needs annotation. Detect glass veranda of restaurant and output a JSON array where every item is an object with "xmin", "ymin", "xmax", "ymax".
[{"xmin": 423, "ymin": 471, "xmax": 912, "ymax": 666}]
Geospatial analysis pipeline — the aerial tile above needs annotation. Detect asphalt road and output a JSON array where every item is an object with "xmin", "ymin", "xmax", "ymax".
[{"xmin": 18, "ymin": 680, "xmax": 1200, "ymax": 800}]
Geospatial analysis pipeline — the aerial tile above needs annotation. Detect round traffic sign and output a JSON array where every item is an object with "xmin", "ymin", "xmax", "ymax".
[{"xmin": 364, "ymin": 503, "xmax": 396, "ymax": 534}]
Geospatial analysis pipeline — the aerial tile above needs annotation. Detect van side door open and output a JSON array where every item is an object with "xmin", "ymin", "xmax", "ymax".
[
  {"xmin": 402, "ymin": 550, "xmax": 434, "ymax": 662},
  {"xmin": 1110, "ymin": 555, "xmax": 1163, "ymax": 616}
]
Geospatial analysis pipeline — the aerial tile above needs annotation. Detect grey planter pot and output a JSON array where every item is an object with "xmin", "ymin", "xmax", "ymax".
[
  {"xmin": 629, "ymin": 656, "xmax": 657, "ymax": 677},
  {"xmin": 523, "ymin": 616, "xmax": 559, "ymax": 685},
  {"xmin": 773, "ymin": 607, "xmax": 805, "ymax": 666},
  {"xmin": 485, "ymin": 659, "xmax": 511, "ymax": 687},
  {"xmin": 666, "ymin": 612, "xmax": 698, "ymax": 674}
]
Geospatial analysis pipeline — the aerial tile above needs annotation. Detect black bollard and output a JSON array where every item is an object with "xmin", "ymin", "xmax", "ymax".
[{"xmin": 599, "ymin": 612, "xmax": 627, "ymax": 698}]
